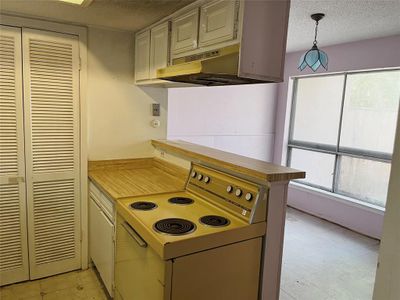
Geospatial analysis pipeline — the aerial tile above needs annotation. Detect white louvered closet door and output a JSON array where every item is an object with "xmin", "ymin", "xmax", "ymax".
[
  {"xmin": 0, "ymin": 25, "xmax": 30, "ymax": 286},
  {"xmin": 22, "ymin": 28, "xmax": 81, "ymax": 279}
]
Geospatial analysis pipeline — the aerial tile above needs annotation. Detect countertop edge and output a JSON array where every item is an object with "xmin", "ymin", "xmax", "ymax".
[{"xmin": 152, "ymin": 139, "xmax": 305, "ymax": 182}]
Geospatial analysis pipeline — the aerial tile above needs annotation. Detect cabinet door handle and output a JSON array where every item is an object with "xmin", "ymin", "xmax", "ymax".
[{"xmin": 122, "ymin": 222, "xmax": 147, "ymax": 248}]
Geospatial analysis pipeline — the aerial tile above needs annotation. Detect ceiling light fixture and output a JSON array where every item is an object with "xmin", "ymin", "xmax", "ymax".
[
  {"xmin": 58, "ymin": 0, "xmax": 93, "ymax": 7},
  {"xmin": 298, "ymin": 13, "xmax": 328, "ymax": 72}
]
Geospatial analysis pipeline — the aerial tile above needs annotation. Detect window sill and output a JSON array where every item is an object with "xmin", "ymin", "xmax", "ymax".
[{"xmin": 289, "ymin": 181, "xmax": 386, "ymax": 215}]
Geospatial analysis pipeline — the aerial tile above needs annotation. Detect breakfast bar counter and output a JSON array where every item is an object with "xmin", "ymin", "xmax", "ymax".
[{"xmin": 152, "ymin": 139, "xmax": 305, "ymax": 182}]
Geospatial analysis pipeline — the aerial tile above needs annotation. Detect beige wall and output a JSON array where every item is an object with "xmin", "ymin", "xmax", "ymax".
[
  {"xmin": 373, "ymin": 108, "xmax": 400, "ymax": 299},
  {"xmin": 87, "ymin": 27, "xmax": 167, "ymax": 160}
]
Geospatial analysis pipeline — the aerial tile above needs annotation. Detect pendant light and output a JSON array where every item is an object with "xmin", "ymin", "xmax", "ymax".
[{"xmin": 298, "ymin": 13, "xmax": 328, "ymax": 72}]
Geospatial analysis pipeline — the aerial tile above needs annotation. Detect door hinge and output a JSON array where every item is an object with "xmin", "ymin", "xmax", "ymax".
[{"xmin": 79, "ymin": 57, "xmax": 82, "ymax": 71}]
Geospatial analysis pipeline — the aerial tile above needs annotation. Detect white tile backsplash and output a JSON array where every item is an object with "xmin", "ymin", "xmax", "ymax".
[
  {"xmin": 168, "ymin": 84, "xmax": 277, "ymax": 136},
  {"xmin": 167, "ymin": 84, "xmax": 277, "ymax": 162}
]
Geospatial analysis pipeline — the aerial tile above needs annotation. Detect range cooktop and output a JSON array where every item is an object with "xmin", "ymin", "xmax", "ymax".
[
  {"xmin": 122, "ymin": 190, "xmax": 245, "ymax": 239},
  {"xmin": 116, "ymin": 164, "xmax": 267, "ymax": 259}
]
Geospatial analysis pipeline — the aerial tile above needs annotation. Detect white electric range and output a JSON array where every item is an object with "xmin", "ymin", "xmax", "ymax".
[{"xmin": 115, "ymin": 163, "xmax": 269, "ymax": 300}]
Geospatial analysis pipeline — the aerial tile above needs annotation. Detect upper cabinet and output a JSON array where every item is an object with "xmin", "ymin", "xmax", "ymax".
[
  {"xmin": 135, "ymin": 22, "xmax": 170, "ymax": 83},
  {"xmin": 150, "ymin": 23, "xmax": 169, "ymax": 79},
  {"xmin": 199, "ymin": 0, "xmax": 237, "ymax": 48},
  {"xmin": 134, "ymin": 0, "xmax": 290, "ymax": 86},
  {"xmin": 171, "ymin": 9, "xmax": 199, "ymax": 56},
  {"xmin": 134, "ymin": 0, "xmax": 241, "ymax": 85},
  {"xmin": 171, "ymin": 1, "xmax": 239, "ymax": 58},
  {"xmin": 134, "ymin": 30, "xmax": 150, "ymax": 82}
]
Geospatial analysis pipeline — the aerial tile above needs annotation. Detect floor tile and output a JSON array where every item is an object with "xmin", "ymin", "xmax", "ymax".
[
  {"xmin": 7, "ymin": 280, "xmax": 42, "ymax": 299},
  {"xmin": 0, "ymin": 287, "xmax": 18, "ymax": 300},
  {"xmin": 0, "ymin": 269, "xmax": 108, "ymax": 300},
  {"xmin": 40, "ymin": 271, "xmax": 80, "ymax": 293},
  {"xmin": 42, "ymin": 287, "xmax": 84, "ymax": 300}
]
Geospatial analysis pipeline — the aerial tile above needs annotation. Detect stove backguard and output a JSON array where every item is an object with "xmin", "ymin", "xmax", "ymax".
[{"xmin": 186, "ymin": 164, "xmax": 268, "ymax": 224}]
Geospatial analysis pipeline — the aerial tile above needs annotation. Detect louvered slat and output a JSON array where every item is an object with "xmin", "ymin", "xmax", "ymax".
[
  {"xmin": 32, "ymin": 179, "xmax": 76, "ymax": 265},
  {"xmin": 23, "ymin": 28, "xmax": 80, "ymax": 280},
  {"xmin": 0, "ymin": 184, "xmax": 23, "ymax": 271},
  {"xmin": 28, "ymin": 38, "xmax": 75, "ymax": 173},
  {"xmin": 0, "ymin": 25, "xmax": 29, "ymax": 286},
  {"xmin": 0, "ymin": 34, "xmax": 18, "ymax": 177}
]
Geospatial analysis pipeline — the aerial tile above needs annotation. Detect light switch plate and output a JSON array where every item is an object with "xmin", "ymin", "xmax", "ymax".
[{"xmin": 152, "ymin": 103, "xmax": 160, "ymax": 116}]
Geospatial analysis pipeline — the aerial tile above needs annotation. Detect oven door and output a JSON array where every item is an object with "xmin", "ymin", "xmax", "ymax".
[{"xmin": 115, "ymin": 214, "xmax": 169, "ymax": 300}]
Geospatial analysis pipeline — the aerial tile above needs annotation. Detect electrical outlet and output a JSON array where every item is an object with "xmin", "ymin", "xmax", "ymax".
[{"xmin": 152, "ymin": 103, "xmax": 160, "ymax": 116}]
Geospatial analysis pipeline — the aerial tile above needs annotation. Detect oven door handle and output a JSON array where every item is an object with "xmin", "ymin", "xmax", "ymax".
[{"xmin": 122, "ymin": 221, "xmax": 148, "ymax": 248}]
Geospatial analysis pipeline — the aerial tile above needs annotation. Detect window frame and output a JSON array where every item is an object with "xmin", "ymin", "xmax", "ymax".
[{"xmin": 287, "ymin": 68, "xmax": 399, "ymax": 204}]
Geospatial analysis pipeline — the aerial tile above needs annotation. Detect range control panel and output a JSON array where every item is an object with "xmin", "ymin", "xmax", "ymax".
[{"xmin": 187, "ymin": 164, "xmax": 267, "ymax": 223}]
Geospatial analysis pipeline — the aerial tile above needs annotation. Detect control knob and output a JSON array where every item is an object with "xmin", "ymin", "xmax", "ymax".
[
  {"xmin": 191, "ymin": 171, "xmax": 197, "ymax": 178},
  {"xmin": 197, "ymin": 174, "xmax": 203, "ymax": 181},
  {"xmin": 235, "ymin": 188, "xmax": 242, "ymax": 197},
  {"xmin": 226, "ymin": 185, "xmax": 233, "ymax": 193},
  {"xmin": 204, "ymin": 176, "xmax": 210, "ymax": 183},
  {"xmin": 245, "ymin": 193, "xmax": 253, "ymax": 201}
]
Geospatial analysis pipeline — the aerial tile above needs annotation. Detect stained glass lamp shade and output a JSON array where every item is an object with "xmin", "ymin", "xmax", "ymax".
[{"xmin": 298, "ymin": 13, "xmax": 328, "ymax": 72}]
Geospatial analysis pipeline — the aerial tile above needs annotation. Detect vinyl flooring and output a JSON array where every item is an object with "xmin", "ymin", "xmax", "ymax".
[
  {"xmin": 280, "ymin": 207, "xmax": 380, "ymax": 300},
  {"xmin": 0, "ymin": 268, "xmax": 108, "ymax": 300}
]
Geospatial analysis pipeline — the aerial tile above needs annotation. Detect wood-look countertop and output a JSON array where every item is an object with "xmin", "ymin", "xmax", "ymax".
[
  {"xmin": 152, "ymin": 140, "xmax": 305, "ymax": 182},
  {"xmin": 88, "ymin": 158, "xmax": 188, "ymax": 200}
]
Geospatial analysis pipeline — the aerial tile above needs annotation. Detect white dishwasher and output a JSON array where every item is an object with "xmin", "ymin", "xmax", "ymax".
[{"xmin": 89, "ymin": 182, "xmax": 115, "ymax": 297}]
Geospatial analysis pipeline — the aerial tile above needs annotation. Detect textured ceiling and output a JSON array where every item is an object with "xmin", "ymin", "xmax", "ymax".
[
  {"xmin": 0, "ymin": 0, "xmax": 399, "ymax": 52},
  {"xmin": 0, "ymin": 0, "xmax": 196, "ymax": 32},
  {"xmin": 287, "ymin": 0, "xmax": 400, "ymax": 52}
]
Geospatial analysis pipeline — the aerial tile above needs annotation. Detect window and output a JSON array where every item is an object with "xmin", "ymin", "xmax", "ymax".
[{"xmin": 288, "ymin": 69, "xmax": 400, "ymax": 208}]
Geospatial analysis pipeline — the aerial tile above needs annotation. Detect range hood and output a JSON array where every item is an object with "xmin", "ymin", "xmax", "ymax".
[
  {"xmin": 156, "ymin": 0, "xmax": 290, "ymax": 86},
  {"xmin": 157, "ymin": 44, "xmax": 267, "ymax": 86}
]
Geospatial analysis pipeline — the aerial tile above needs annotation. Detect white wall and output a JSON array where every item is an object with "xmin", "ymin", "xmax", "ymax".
[
  {"xmin": 373, "ymin": 106, "xmax": 400, "ymax": 299},
  {"xmin": 87, "ymin": 27, "xmax": 167, "ymax": 160},
  {"xmin": 167, "ymin": 84, "xmax": 277, "ymax": 162}
]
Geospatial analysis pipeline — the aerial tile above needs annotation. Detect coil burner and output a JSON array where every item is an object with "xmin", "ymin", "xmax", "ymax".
[
  {"xmin": 153, "ymin": 218, "xmax": 196, "ymax": 235},
  {"xmin": 199, "ymin": 215, "xmax": 230, "ymax": 227},
  {"xmin": 168, "ymin": 197, "xmax": 194, "ymax": 205},
  {"xmin": 130, "ymin": 201, "xmax": 157, "ymax": 211}
]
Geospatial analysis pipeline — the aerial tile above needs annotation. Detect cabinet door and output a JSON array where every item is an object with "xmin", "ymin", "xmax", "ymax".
[
  {"xmin": 150, "ymin": 22, "xmax": 169, "ymax": 79},
  {"xmin": 0, "ymin": 25, "xmax": 30, "ymax": 286},
  {"xmin": 199, "ymin": 0, "xmax": 237, "ymax": 47},
  {"xmin": 22, "ymin": 28, "xmax": 81, "ymax": 279},
  {"xmin": 89, "ymin": 197, "xmax": 114, "ymax": 297},
  {"xmin": 171, "ymin": 9, "xmax": 199, "ymax": 55},
  {"xmin": 172, "ymin": 238, "xmax": 262, "ymax": 300},
  {"xmin": 135, "ymin": 30, "xmax": 150, "ymax": 81}
]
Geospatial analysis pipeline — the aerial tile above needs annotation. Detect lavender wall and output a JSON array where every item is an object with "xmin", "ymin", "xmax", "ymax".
[
  {"xmin": 274, "ymin": 35, "xmax": 400, "ymax": 164},
  {"xmin": 274, "ymin": 35, "xmax": 400, "ymax": 238}
]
